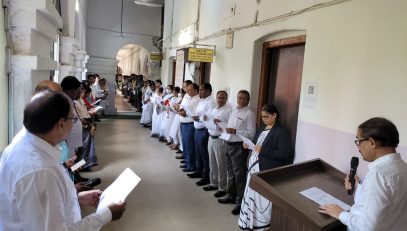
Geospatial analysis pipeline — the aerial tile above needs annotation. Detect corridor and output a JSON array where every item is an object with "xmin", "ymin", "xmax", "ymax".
[{"xmin": 82, "ymin": 118, "xmax": 238, "ymax": 230}]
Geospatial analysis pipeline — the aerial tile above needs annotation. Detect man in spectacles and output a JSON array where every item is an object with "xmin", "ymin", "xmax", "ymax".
[
  {"xmin": 319, "ymin": 117, "xmax": 407, "ymax": 231},
  {"xmin": 0, "ymin": 91, "xmax": 126, "ymax": 230}
]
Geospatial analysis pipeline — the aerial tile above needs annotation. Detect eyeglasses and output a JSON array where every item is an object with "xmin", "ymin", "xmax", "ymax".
[
  {"xmin": 354, "ymin": 138, "xmax": 369, "ymax": 146},
  {"xmin": 67, "ymin": 117, "xmax": 79, "ymax": 123}
]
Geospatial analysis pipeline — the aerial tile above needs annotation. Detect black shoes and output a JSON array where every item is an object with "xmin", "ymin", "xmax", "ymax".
[
  {"xmin": 175, "ymin": 150, "xmax": 183, "ymax": 154},
  {"xmin": 214, "ymin": 191, "xmax": 226, "ymax": 198},
  {"xmin": 187, "ymin": 172, "xmax": 202, "ymax": 178},
  {"xmin": 73, "ymin": 172, "xmax": 88, "ymax": 183},
  {"xmin": 217, "ymin": 197, "xmax": 235, "ymax": 204},
  {"xmin": 196, "ymin": 178, "xmax": 210, "ymax": 186},
  {"xmin": 180, "ymin": 160, "xmax": 186, "ymax": 164},
  {"xmin": 179, "ymin": 164, "xmax": 187, "ymax": 168},
  {"xmin": 231, "ymin": 205, "xmax": 241, "ymax": 215},
  {"xmin": 182, "ymin": 168, "xmax": 195, "ymax": 172},
  {"xmin": 175, "ymin": 155, "xmax": 184, "ymax": 159},
  {"xmin": 85, "ymin": 178, "xmax": 101, "ymax": 187},
  {"xmin": 203, "ymin": 185, "xmax": 218, "ymax": 191}
]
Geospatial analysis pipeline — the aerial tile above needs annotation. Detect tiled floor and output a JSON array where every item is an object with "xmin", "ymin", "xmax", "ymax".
[{"xmin": 82, "ymin": 119, "xmax": 239, "ymax": 230}]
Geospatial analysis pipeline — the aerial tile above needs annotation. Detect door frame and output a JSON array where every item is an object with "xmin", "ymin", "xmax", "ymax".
[{"xmin": 257, "ymin": 35, "xmax": 306, "ymax": 124}]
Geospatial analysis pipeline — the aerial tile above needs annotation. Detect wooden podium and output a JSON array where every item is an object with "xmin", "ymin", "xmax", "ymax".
[{"xmin": 250, "ymin": 159, "xmax": 354, "ymax": 231}]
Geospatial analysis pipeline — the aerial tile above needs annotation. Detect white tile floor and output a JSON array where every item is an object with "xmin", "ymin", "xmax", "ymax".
[{"xmin": 82, "ymin": 119, "xmax": 240, "ymax": 231}]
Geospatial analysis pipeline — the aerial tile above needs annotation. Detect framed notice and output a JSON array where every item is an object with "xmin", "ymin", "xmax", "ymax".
[
  {"xmin": 187, "ymin": 48, "xmax": 214, "ymax": 63},
  {"xmin": 175, "ymin": 49, "xmax": 185, "ymax": 88}
]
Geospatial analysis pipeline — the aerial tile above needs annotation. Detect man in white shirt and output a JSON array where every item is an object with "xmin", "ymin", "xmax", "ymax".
[
  {"xmin": 0, "ymin": 91, "xmax": 126, "ymax": 231},
  {"xmin": 189, "ymin": 83, "xmax": 216, "ymax": 186},
  {"xmin": 179, "ymin": 83, "xmax": 201, "ymax": 172},
  {"xmin": 218, "ymin": 90, "xmax": 256, "ymax": 215},
  {"xmin": 204, "ymin": 90, "xmax": 232, "ymax": 197},
  {"xmin": 319, "ymin": 117, "xmax": 407, "ymax": 231}
]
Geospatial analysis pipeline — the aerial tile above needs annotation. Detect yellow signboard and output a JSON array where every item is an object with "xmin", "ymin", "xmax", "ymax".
[
  {"xmin": 150, "ymin": 53, "xmax": 162, "ymax": 61},
  {"xmin": 188, "ymin": 48, "xmax": 214, "ymax": 63}
]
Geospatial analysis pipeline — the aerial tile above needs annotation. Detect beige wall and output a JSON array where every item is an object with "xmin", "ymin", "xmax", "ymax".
[{"xmin": 162, "ymin": 0, "xmax": 407, "ymax": 176}]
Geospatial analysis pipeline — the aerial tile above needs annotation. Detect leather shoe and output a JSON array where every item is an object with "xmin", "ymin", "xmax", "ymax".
[
  {"xmin": 73, "ymin": 172, "xmax": 88, "ymax": 183},
  {"xmin": 175, "ymin": 150, "xmax": 183, "ymax": 154},
  {"xmin": 179, "ymin": 164, "xmax": 187, "ymax": 168},
  {"xmin": 203, "ymin": 185, "xmax": 218, "ymax": 191},
  {"xmin": 175, "ymin": 155, "xmax": 184, "ymax": 159},
  {"xmin": 218, "ymin": 197, "xmax": 235, "ymax": 204},
  {"xmin": 231, "ymin": 205, "xmax": 241, "ymax": 215},
  {"xmin": 214, "ymin": 191, "xmax": 226, "ymax": 198},
  {"xmin": 180, "ymin": 160, "xmax": 186, "ymax": 164},
  {"xmin": 182, "ymin": 168, "xmax": 195, "ymax": 172},
  {"xmin": 187, "ymin": 172, "xmax": 202, "ymax": 178},
  {"xmin": 196, "ymin": 178, "xmax": 210, "ymax": 186}
]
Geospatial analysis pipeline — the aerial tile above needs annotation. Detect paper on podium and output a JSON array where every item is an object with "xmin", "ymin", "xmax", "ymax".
[
  {"xmin": 299, "ymin": 187, "xmax": 351, "ymax": 211},
  {"xmin": 96, "ymin": 168, "xmax": 141, "ymax": 212},
  {"xmin": 237, "ymin": 134, "xmax": 255, "ymax": 150}
]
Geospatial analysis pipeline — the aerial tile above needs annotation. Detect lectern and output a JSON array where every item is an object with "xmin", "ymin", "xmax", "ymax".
[{"xmin": 250, "ymin": 159, "xmax": 354, "ymax": 231}]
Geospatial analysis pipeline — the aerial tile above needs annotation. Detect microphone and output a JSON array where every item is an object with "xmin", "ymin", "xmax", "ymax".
[{"xmin": 348, "ymin": 157, "xmax": 359, "ymax": 195}]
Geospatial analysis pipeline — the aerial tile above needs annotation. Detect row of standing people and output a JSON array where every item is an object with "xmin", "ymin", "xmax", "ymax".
[{"xmin": 139, "ymin": 79, "xmax": 294, "ymax": 230}]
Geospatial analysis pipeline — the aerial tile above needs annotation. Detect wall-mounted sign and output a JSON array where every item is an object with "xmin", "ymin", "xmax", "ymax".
[
  {"xmin": 150, "ymin": 53, "xmax": 162, "ymax": 61},
  {"xmin": 187, "ymin": 48, "xmax": 214, "ymax": 63},
  {"xmin": 174, "ymin": 49, "xmax": 185, "ymax": 88}
]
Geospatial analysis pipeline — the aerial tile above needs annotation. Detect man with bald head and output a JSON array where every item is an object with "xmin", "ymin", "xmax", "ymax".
[
  {"xmin": 34, "ymin": 80, "xmax": 63, "ymax": 93},
  {"xmin": 0, "ymin": 91, "xmax": 126, "ymax": 230}
]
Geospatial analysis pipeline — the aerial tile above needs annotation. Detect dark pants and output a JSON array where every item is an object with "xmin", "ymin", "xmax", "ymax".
[
  {"xmin": 225, "ymin": 142, "xmax": 248, "ymax": 205},
  {"xmin": 180, "ymin": 122, "xmax": 196, "ymax": 170},
  {"xmin": 194, "ymin": 128, "xmax": 210, "ymax": 179}
]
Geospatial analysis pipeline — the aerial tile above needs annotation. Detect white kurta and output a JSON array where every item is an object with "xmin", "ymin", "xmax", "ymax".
[
  {"xmin": 0, "ymin": 130, "xmax": 111, "ymax": 231},
  {"xmin": 140, "ymin": 87, "xmax": 153, "ymax": 124}
]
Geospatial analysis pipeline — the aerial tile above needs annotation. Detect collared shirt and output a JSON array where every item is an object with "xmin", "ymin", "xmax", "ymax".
[
  {"xmin": 179, "ymin": 94, "xmax": 200, "ymax": 123},
  {"xmin": 0, "ymin": 130, "xmax": 112, "ymax": 231},
  {"xmin": 67, "ymin": 103, "xmax": 83, "ymax": 151},
  {"xmin": 194, "ymin": 95, "xmax": 216, "ymax": 129},
  {"xmin": 339, "ymin": 153, "xmax": 407, "ymax": 231},
  {"xmin": 226, "ymin": 106, "xmax": 256, "ymax": 142},
  {"xmin": 74, "ymin": 99, "xmax": 91, "ymax": 119},
  {"xmin": 207, "ymin": 104, "xmax": 233, "ymax": 136}
]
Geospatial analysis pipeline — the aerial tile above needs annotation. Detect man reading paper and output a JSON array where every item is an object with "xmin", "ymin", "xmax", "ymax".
[
  {"xmin": 0, "ymin": 91, "xmax": 126, "ymax": 231},
  {"xmin": 319, "ymin": 117, "xmax": 407, "ymax": 231}
]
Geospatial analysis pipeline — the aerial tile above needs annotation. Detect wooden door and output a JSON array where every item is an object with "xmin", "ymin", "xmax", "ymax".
[
  {"xmin": 171, "ymin": 59, "xmax": 176, "ymax": 86},
  {"xmin": 258, "ymin": 35, "xmax": 306, "ymax": 158}
]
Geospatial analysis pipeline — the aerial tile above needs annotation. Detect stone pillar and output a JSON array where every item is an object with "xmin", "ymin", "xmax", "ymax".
[
  {"xmin": 8, "ymin": 0, "xmax": 62, "ymax": 136},
  {"xmin": 87, "ymin": 57, "xmax": 118, "ymax": 115},
  {"xmin": 59, "ymin": 37, "xmax": 88, "ymax": 82}
]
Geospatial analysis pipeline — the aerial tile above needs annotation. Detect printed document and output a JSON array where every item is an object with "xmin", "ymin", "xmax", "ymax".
[
  {"xmin": 96, "ymin": 168, "xmax": 141, "ymax": 212},
  {"xmin": 299, "ymin": 187, "xmax": 351, "ymax": 211},
  {"xmin": 237, "ymin": 134, "xmax": 255, "ymax": 150}
]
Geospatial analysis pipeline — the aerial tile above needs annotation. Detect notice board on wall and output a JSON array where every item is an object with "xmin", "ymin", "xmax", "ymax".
[
  {"xmin": 175, "ymin": 49, "xmax": 185, "ymax": 88},
  {"xmin": 187, "ymin": 48, "xmax": 214, "ymax": 63}
]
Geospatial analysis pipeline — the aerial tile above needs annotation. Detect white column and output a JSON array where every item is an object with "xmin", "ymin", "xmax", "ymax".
[
  {"xmin": 8, "ymin": 0, "xmax": 62, "ymax": 136},
  {"xmin": 87, "ymin": 57, "xmax": 118, "ymax": 115}
]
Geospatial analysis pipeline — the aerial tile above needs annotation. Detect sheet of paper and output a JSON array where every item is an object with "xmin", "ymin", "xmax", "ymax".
[
  {"xmin": 236, "ymin": 134, "xmax": 255, "ymax": 150},
  {"xmin": 94, "ymin": 106, "xmax": 103, "ymax": 111},
  {"xmin": 71, "ymin": 159, "xmax": 86, "ymax": 172},
  {"xmin": 219, "ymin": 133, "xmax": 231, "ymax": 141},
  {"xmin": 96, "ymin": 168, "xmax": 141, "ymax": 212},
  {"xmin": 299, "ymin": 187, "xmax": 351, "ymax": 211},
  {"xmin": 181, "ymin": 104, "xmax": 194, "ymax": 117}
]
